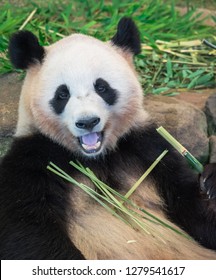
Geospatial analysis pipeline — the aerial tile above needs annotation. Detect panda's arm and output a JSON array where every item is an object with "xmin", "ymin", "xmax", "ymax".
[
  {"xmin": 0, "ymin": 211, "xmax": 84, "ymax": 260},
  {"xmin": 0, "ymin": 142, "xmax": 85, "ymax": 260},
  {"xmin": 133, "ymin": 126, "xmax": 216, "ymax": 250}
]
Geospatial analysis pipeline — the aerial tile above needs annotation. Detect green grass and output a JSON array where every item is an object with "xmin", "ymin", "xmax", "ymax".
[
  {"xmin": 172, "ymin": 0, "xmax": 216, "ymax": 9},
  {"xmin": 0, "ymin": 0, "xmax": 215, "ymax": 94}
]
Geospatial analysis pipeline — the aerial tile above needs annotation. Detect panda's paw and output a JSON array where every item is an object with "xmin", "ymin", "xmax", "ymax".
[{"xmin": 200, "ymin": 163, "xmax": 216, "ymax": 200}]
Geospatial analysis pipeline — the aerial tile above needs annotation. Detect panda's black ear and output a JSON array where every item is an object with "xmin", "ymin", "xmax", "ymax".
[
  {"xmin": 9, "ymin": 30, "xmax": 45, "ymax": 70},
  {"xmin": 111, "ymin": 17, "xmax": 141, "ymax": 55}
]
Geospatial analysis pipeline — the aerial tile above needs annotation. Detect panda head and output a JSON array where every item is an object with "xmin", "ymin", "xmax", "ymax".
[{"xmin": 9, "ymin": 17, "xmax": 148, "ymax": 157}]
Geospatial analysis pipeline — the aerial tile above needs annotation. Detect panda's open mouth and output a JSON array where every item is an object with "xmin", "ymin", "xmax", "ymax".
[{"xmin": 78, "ymin": 132, "xmax": 103, "ymax": 154}]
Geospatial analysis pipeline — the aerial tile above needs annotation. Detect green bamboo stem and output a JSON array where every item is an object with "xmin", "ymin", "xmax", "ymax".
[
  {"xmin": 124, "ymin": 149, "xmax": 168, "ymax": 200},
  {"xmin": 156, "ymin": 126, "xmax": 203, "ymax": 173},
  {"xmin": 47, "ymin": 159, "xmax": 191, "ymax": 239}
]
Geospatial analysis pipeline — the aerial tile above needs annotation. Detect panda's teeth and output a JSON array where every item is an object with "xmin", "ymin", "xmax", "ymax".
[
  {"xmin": 81, "ymin": 141, "xmax": 101, "ymax": 151},
  {"xmin": 78, "ymin": 131, "xmax": 103, "ymax": 154},
  {"xmin": 95, "ymin": 141, "xmax": 101, "ymax": 149}
]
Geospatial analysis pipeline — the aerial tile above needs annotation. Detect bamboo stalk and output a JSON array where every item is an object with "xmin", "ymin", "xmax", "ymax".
[
  {"xmin": 155, "ymin": 39, "xmax": 202, "ymax": 48},
  {"xmin": 47, "ymin": 159, "xmax": 191, "ymax": 239},
  {"xmin": 38, "ymin": 26, "xmax": 66, "ymax": 38},
  {"xmin": 19, "ymin": 9, "xmax": 37, "ymax": 30},
  {"xmin": 124, "ymin": 150, "xmax": 168, "ymax": 199},
  {"xmin": 162, "ymin": 59, "xmax": 208, "ymax": 66},
  {"xmin": 156, "ymin": 126, "xmax": 203, "ymax": 173}
]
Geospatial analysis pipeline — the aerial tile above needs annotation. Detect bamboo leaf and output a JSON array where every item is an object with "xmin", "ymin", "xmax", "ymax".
[
  {"xmin": 153, "ymin": 87, "xmax": 170, "ymax": 94},
  {"xmin": 166, "ymin": 57, "xmax": 173, "ymax": 78}
]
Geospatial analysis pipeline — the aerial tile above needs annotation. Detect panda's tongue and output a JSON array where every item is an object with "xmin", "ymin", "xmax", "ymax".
[
  {"xmin": 79, "ymin": 132, "xmax": 102, "ymax": 153},
  {"xmin": 81, "ymin": 132, "xmax": 99, "ymax": 146}
]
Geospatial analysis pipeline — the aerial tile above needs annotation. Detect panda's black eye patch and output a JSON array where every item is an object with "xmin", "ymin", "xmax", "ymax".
[
  {"xmin": 94, "ymin": 78, "xmax": 118, "ymax": 106},
  {"xmin": 50, "ymin": 84, "xmax": 70, "ymax": 114}
]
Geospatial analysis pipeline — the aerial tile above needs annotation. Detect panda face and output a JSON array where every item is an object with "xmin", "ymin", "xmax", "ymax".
[
  {"xmin": 11, "ymin": 20, "xmax": 148, "ymax": 157},
  {"xmin": 48, "ymin": 75, "xmax": 119, "ymax": 155},
  {"xmin": 22, "ymin": 34, "xmax": 146, "ymax": 157}
]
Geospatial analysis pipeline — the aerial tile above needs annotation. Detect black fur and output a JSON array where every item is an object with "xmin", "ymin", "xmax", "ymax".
[
  {"xmin": 111, "ymin": 17, "xmax": 141, "ymax": 55},
  {"xmin": 9, "ymin": 31, "xmax": 45, "ymax": 70},
  {"xmin": 50, "ymin": 84, "xmax": 71, "ymax": 114},
  {"xmin": 1, "ymin": 125, "xmax": 216, "ymax": 259},
  {"xmin": 0, "ymin": 135, "xmax": 84, "ymax": 259},
  {"xmin": 94, "ymin": 78, "xmax": 118, "ymax": 106}
]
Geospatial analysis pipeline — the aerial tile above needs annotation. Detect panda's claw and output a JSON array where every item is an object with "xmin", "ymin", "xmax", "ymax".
[{"xmin": 200, "ymin": 163, "xmax": 216, "ymax": 200}]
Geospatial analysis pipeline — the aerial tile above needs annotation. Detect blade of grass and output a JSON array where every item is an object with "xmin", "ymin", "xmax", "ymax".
[{"xmin": 19, "ymin": 9, "xmax": 37, "ymax": 30}]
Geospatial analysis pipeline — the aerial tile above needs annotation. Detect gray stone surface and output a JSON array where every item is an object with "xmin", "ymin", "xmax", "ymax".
[
  {"xmin": 0, "ymin": 73, "xmax": 21, "ymax": 136},
  {"xmin": 209, "ymin": 135, "xmax": 216, "ymax": 163},
  {"xmin": 205, "ymin": 93, "xmax": 216, "ymax": 135},
  {"xmin": 0, "ymin": 73, "xmax": 22, "ymax": 157}
]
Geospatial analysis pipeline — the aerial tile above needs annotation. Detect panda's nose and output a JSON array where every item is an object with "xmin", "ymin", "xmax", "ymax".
[{"xmin": 75, "ymin": 117, "xmax": 100, "ymax": 130}]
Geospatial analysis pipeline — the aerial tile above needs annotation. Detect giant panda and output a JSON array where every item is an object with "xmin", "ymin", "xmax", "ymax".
[{"xmin": 1, "ymin": 17, "xmax": 216, "ymax": 260}]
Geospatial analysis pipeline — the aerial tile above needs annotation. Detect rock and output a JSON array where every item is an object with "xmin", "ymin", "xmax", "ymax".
[
  {"xmin": 209, "ymin": 135, "xmax": 216, "ymax": 163},
  {"xmin": 0, "ymin": 73, "xmax": 22, "ymax": 158},
  {"xmin": 144, "ymin": 95, "xmax": 209, "ymax": 164},
  {"xmin": 173, "ymin": 89, "xmax": 214, "ymax": 110},
  {"xmin": 177, "ymin": 7, "xmax": 216, "ymax": 27},
  {"xmin": 0, "ymin": 73, "xmax": 22, "ymax": 137},
  {"xmin": 205, "ymin": 93, "xmax": 216, "ymax": 136}
]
